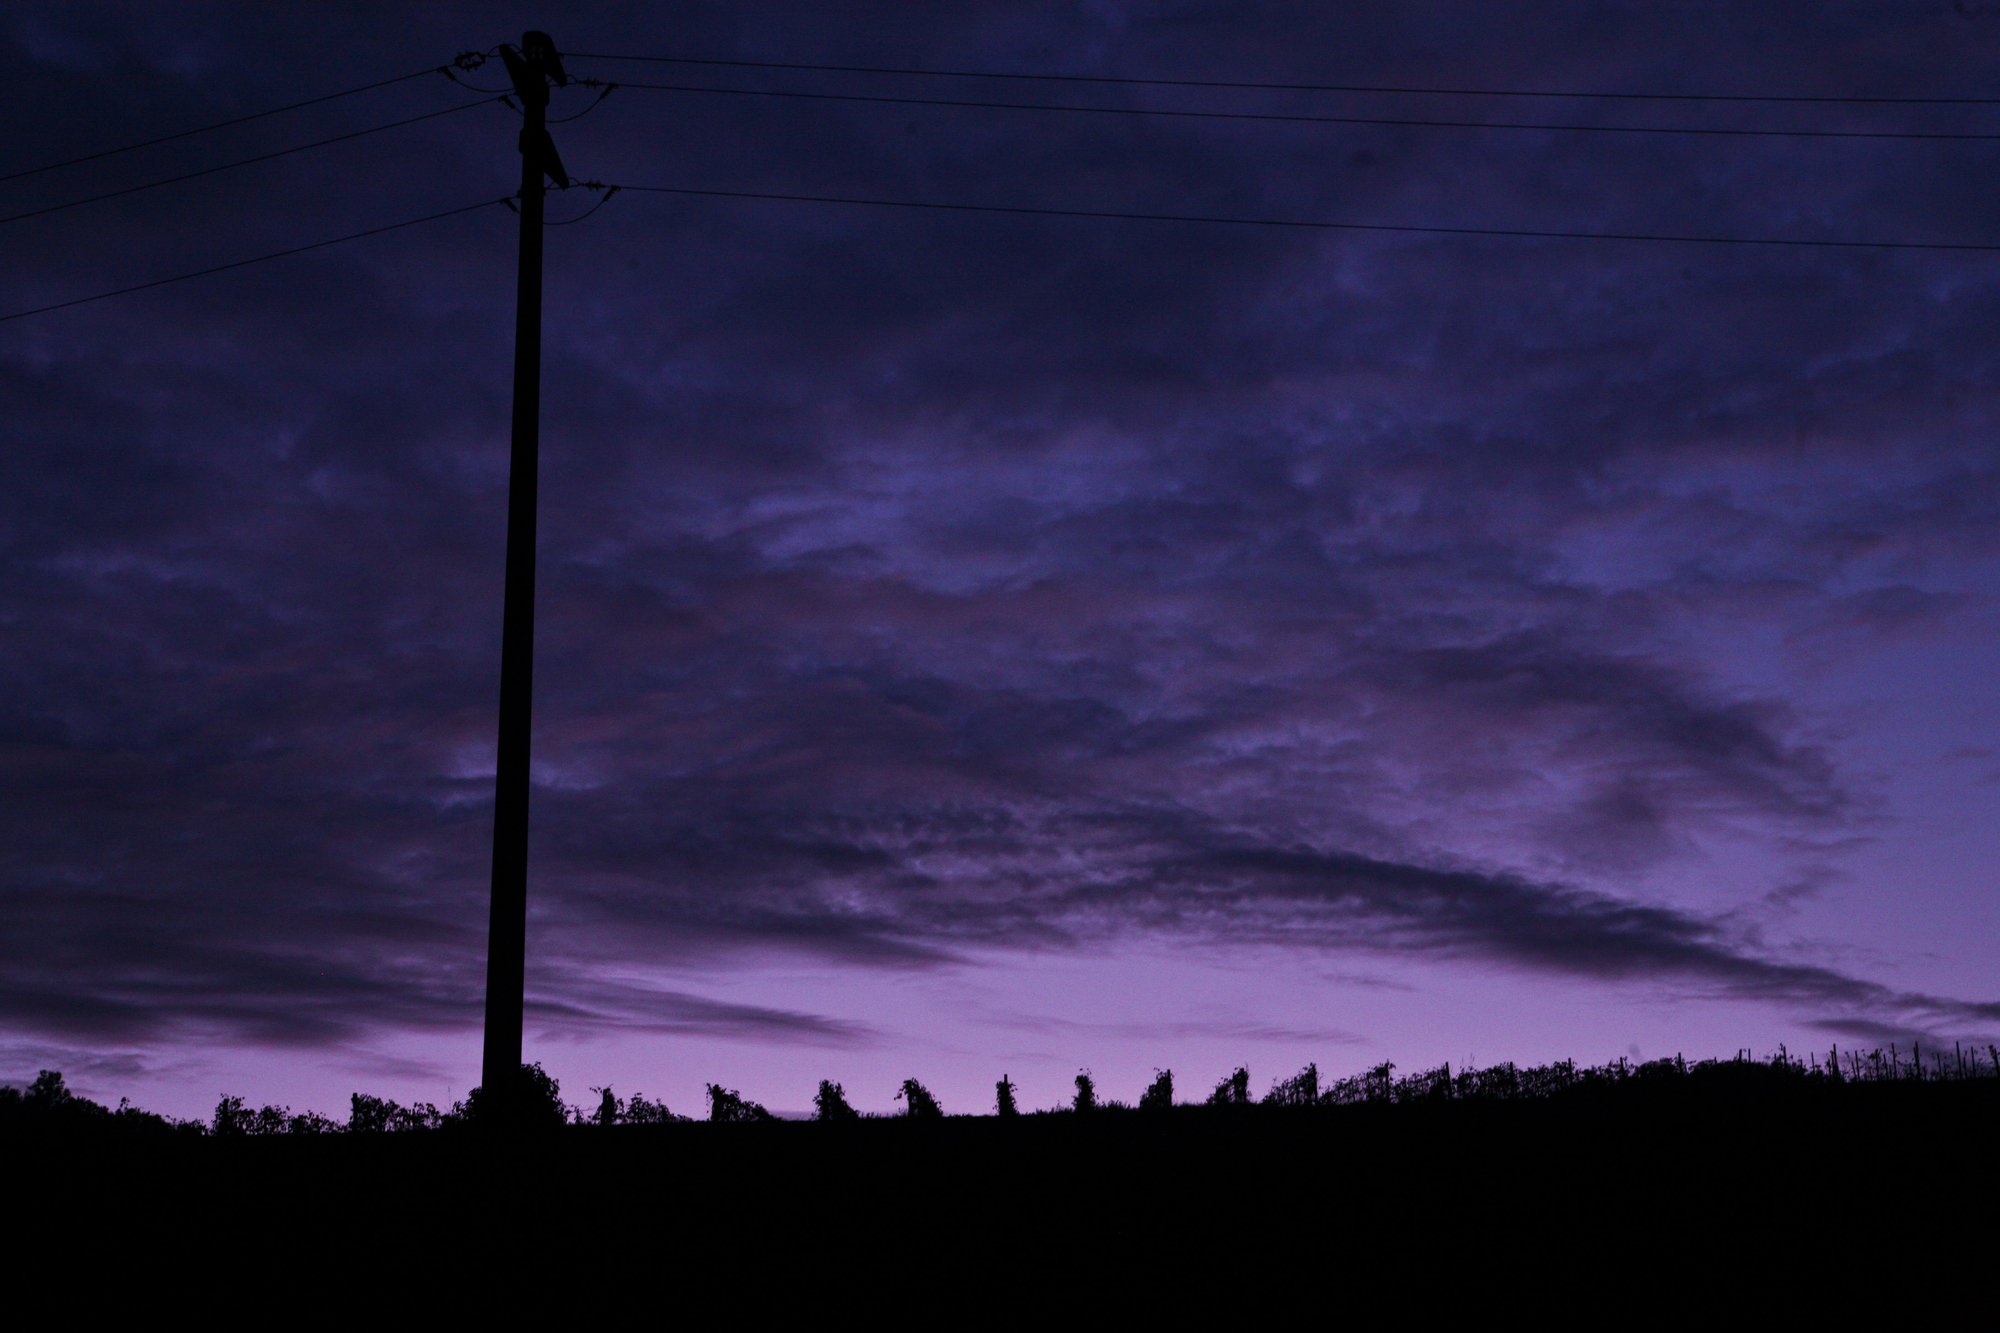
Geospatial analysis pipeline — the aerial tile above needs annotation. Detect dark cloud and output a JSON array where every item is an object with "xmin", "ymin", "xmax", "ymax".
[
  {"xmin": 3, "ymin": 3, "xmax": 1998, "ymax": 1078},
  {"xmin": 525, "ymin": 978, "xmax": 877, "ymax": 1046},
  {"xmin": 0, "ymin": 1041, "xmax": 159, "ymax": 1093}
]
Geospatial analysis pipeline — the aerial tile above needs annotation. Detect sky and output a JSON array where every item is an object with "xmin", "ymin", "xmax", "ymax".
[{"xmin": 3, "ymin": 1, "xmax": 1999, "ymax": 1120}]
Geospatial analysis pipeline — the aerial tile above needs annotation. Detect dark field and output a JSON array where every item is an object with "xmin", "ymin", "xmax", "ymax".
[{"xmin": 11, "ymin": 1060, "xmax": 1994, "ymax": 1310}]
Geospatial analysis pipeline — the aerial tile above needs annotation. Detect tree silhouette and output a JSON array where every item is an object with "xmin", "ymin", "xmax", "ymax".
[
  {"xmin": 623, "ymin": 1092, "xmax": 675, "ymax": 1124},
  {"xmin": 348, "ymin": 1093, "xmax": 396, "ymax": 1133},
  {"xmin": 0, "ymin": 1070, "xmax": 149, "ymax": 1132},
  {"xmin": 814, "ymin": 1079, "xmax": 860, "ymax": 1122},
  {"xmin": 995, "ymin": 1075, "xmax": 1018, "ymax": 1118},
  {"xmin": 897, "ymin": 1078, "xmax": 943, "ymax": 1119},
  {"xmin": 1073, "ymin": 1069, "xmax": 1097, "ymax": 1113},
  {"xmin": 706, "ymin": 1084, "xmax": 773, "ymax": 1123},
  {"xmin": 212, "ymin": 1094, "xmax": 252, "ymax": 1136},
  {"xmin": 27, "ymin": 1070, "xmax": 74, "ymax": 1112},
  {"xmin": 591, "ymin": 1087, "xmax": 620, "ymax": 1127},
  {"xmin": 1140, "ymin": 1068, "xmax": 1174, "ymax": 1110}
]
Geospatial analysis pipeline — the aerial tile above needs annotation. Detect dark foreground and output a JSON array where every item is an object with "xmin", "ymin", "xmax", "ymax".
[{"xmin": 13, "ymin": 1073, "xmax": 1995, "ymax": 1311}]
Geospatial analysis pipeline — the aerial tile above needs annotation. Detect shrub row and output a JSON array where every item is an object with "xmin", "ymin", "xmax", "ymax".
[{"xmin": 7, "ymin": 1040, "xmax": 1992, "ymax": 1136}]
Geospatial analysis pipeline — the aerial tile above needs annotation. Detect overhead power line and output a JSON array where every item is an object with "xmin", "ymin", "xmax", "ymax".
[
  {"xmin": 10, "ymin": 177, "xmax": 1993, "ymax": 327},
  {"xmin": 609, "ymin": 79, "xmax": 2000, "ymax": 142},
  {"xmin": 1, "ymin": 99, "xmax": 499, "ymax": 228},
  {"xmin": 0, "ymin": 197, "xmax": 508, "ymax": 323},
  {"xmin": 613, "ymin": 182, "xmax": 2000, "ymax": 251},
  {"xmin": 1, "ymin": 67, "xmax": 448, "ymax": 185},
  {"xmin": 569, "ymin": 52, "xmax": 2000, "ymax": 106}
]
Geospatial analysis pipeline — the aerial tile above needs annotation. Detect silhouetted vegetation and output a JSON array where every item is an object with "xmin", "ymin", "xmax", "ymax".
[
  {"xmin": 897, "ymin": 1078, "xmax": 942, "ymax": 1119},
  {"xmin": 621, "ymin": 1091, "xmax": 679, "ymax": 1124},
  {"xmin": 10, "ymin": 1048, "xmax": 1991, "ymax": 1309},
  {"xmin": 462, "ymin": 1061, "xmax": 567, "ymax": 1130},
  {"xmin": 814, "ymin": 1079, "xmax": 859, "ymax": 1122},
  {"xmin": 1263, "ymin": 1062, "xmax": 1318, "ymax": 1106},
  {"xmin": 348, "ymin": 1092, "xmax": 448, "ymax": 1133},
  {"xmin": 1207, "ymin": 1066, "xmax": 1251, "ymax": 1106},
  {"xmin": 1235, "ymin": 1041, "xmax": 2000, "ymax": 1109},
  {"xmin": 0, "ymin": 1070, "xmax": 184, "ymax": 1136},
  {"xmin": 706, "ymin": 1084, "xmax": 774, "ymax": 1123},
  {"xmin": 564, "ymin": 1085, "xmax": 682, "ymax": 1125},
  {"xmin": 211, "ymin": 1095, "xmax": 340, "ymax": 1135},
  {"xmin": 10, "ymin": 1041, "xmax": 1998, "ymax": 1141},
  {"xmin": 9, "ymin": 1041, "xmax": 1996, "ymax": 1298}
]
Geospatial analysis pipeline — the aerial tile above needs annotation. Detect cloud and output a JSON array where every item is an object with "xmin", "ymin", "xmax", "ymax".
[
  {"xmin": 982, "ymin": 1009, "xmax": 1366, "ymax": 1046},
  {"xmin": 524, "ymin": 977, "xmax": 878, "ymax": 1047},
  {"xmin": 2, "ymin": 3, "xmax": 1998, "ymax": 1076},
  {"xmin": 0, "ymin": 1041, "xmax": 160, "ymax": 1093}
]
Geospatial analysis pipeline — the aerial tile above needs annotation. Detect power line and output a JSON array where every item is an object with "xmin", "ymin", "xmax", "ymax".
[
  {"xmin": 1, "ymin": 99, "xmax": 499, "ymax": 228},
  {"xmin": 8, "ymin": 178, "xmax": 1990, "ymax": 328},
  {"xmin": 0, "ymin": 197, "xmax": 508, "ymax": 323},
  {"xmin": 612, "ymin": 182, "xmax": 2000, "ymax": 251},
  {"xmin": 608, "ymin": 78, "xmax": 2000, "ymax": 142},
  {"xmin": 569, "ymin": 51, "xmax": 2000, "ymax": 107},
  {"xmin": 542, "ymin": 183, "xmax": 620, "ymax": 225},
  {"xmin": 1, "ymin": 67, "xmax": 449, "ymax": 185}
]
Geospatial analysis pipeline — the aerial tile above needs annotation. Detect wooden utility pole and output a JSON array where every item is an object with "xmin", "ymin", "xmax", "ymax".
[{"xmin": 481, "ymin": 30, "xmax": 570, "ymax": 1121}]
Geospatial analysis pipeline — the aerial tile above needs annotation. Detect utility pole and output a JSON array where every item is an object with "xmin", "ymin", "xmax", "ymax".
[{"xmin": 480, "ymin": 30, "xmax": 570, "ymax": 1122}]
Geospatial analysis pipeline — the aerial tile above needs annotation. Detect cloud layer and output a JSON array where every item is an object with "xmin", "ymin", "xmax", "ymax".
[{"xmin": 3, "ymin": 3, "xmax": 1999, "ymax": 1084}]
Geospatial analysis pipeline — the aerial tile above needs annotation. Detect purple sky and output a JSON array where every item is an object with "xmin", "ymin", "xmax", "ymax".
[{"xmin": 5, "ymin": 2, "xmax": 1999, "ymax": 1119}]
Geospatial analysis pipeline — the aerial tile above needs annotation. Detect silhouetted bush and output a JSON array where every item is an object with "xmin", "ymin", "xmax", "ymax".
[
  {"xmin": 995, "ymin": 1075, "xmax": 1018, "ymax": 1118},
  {"xmin": 897, "ymin": 1078, "xmax": 943, "ymax": 1119},
  {"xmin": 1208, "ymin": 1067, "xmax": 1251, "ymax": 1106},
  {"xmin": 1265, "ymin": 1063, "xmax": 1319, "ymax": 1106},
  {"xmin": 1321, "ymin": 1061, "xmax": 1396, "ymax": 1105},
  {"xmin": 348, "ymin": 1093, "xmax": 396, "ymax": 1133},
  {"xmin": 23, "ymin": 1071, "xmax": 107, "ymax": 1127},
  {"xmin": 0, "ymin": 1070, "xmax": 179, "ymax": 1135},
  {"xmin": 1403, "ymin": 1064, "xmax": 1454, "ymax": 1101},
  {"xmin": 213, "ymin": 1095, "xmax": 252, "ymax": 1136},
  {"xmin": 461, "ymin": 1061, "xmax": 567, "ymax": 1130},
  {"xmin": 590, "ymin": 1087, "xmax": 620, "ymax": 1127},
  {"xmin": 28, "ymin": 1070, "xmax": 73, "ymax": 1110},
  {"xmin": 623, "ymin": 1092, "xmax": 677, "ymax": 1124},
  {"xmin": 1073, "ymin": 1069, "xmax": 1097, "ymax": 1113},
  {"xmin": 706, "ymin": 1084, "xmax": 773, "ymax": 1123},
  {"xmin": 1140, "ymin": 1069, "xmax": 1174, "ymax": 1110},
  {"xmin": 210, "ymin": 1096, "xmax": 323, "ymax": 1135},
  {"xmin": 1452, "ymin": 1061, "xmax": 1518, "ymax": 1101},
  {"xmin": 1517, "ymin": 1060, "xmax": 1576, "ymax": 1101},
  {"xmin": 346, "ymin": 1092, "xmax": 445, "ymax": 1132},
  {"xmin": 814, "ymin": 1079, "xmax": 859, "ymax": 1122}
]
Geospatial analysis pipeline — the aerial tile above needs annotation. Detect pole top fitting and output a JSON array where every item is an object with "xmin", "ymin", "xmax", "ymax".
[
  {"xmin": 522, "ymin": 31, "xmax": 569, "ymax": 87},
  {"xmin": 498, "ymin": 31, "xmax": 568, "ymax": 104}
]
